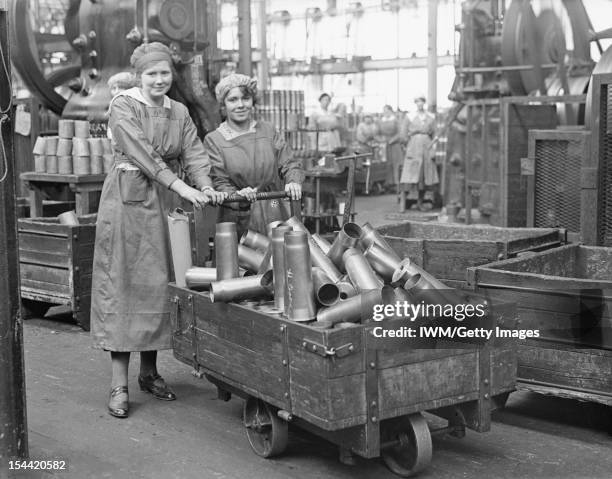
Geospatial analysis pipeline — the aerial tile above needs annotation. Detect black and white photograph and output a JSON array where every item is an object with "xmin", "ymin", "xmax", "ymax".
[{"xmin": 0, "ymin": 1, "xmax": 611, "ymax": 478}]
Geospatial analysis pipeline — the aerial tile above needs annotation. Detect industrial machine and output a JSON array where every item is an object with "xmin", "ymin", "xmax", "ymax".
[
  {"xmin": 445, "ymin": 0, "xmax": 599, "ymax": 226},
  {"xmin": 9, "ymin": 0, "xmax": 221, "ymax": 137}
]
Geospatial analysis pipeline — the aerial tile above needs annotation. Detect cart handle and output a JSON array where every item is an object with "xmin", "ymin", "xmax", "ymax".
[{"xmin": 221, "ymin": 191, "xmax": 301, "ymax": 220}]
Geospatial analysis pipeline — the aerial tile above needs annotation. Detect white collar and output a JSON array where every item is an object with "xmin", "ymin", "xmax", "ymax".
[
  {"xmin": 114, "ymin": 87, "xmax": 171, "ymax": 109},
  {"xmin": 218, "ymin": 120, "xmax": 257, "ymax": 140}
]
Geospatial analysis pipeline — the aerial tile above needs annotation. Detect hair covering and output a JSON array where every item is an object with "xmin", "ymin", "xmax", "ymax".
[
  {"xmin": 414, "ymin": 94, "xmax": 427, "ymax": 103},
  {"xmin": 107, "ymin": 71, "xmax": 136, "ymax": 90},
  {"xmin": 130, "ymin": 42, "xmax": 173, "ymax": 74},
  {"xmin": 318, "ymin": 92, "xmax": 331, "ymax": 102},
  {"xmin": 215, "ymin": 73, "xmax": 257, "ymax": 103}
]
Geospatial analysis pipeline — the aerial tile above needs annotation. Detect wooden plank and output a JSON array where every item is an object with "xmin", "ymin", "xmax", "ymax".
[
  {"xmin": 518, "ymin": 346, "xmax": 612, "ymax": 393},
  {"xmin": 383, "ymin": 237, "xmax": 424, "ymax": 266},
  {"xmin": 423, "ymin": 240, "xmax": 500, "ymax": 280},
  {"xmin": 20, "ymin": 281, "xmax": 71, "ymax": 299},
  {"xmin": 19, "ymin": 250, "xmax": 71, "ymax": 268},
  {"xmin": 20, "ymin": 263, "xmax": 69, "ymax": 286},
  {"xmin": 489, "ymin": 348, "xmax": 516, "ymax": 394},
  {"xmin": 577, "ymin": 247, "xmax": 612, "ymax": 280},
  {"xmin": 378, "ymin": 353, "xmax": 479, "ymax": 413},
  {"xmin": 19, "ymin": 233, "xmax": 71, "ymax": 257}
]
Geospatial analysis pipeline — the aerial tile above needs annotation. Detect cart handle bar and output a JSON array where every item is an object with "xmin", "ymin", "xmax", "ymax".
[{"xmin": 222, "ymin": 190, "xmax": 290, "ymax": 204}]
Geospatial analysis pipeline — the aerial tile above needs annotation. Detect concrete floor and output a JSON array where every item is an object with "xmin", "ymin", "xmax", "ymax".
[
  {"xmin": 13, "ymin": 316, "xmax": 612, "ymax": 479},
  {"xmin": 10, "ymin": 194, "xmax": 612, "ymax": 479}
]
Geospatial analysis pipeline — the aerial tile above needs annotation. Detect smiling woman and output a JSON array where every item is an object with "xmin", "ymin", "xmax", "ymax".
[
  {"xmin": 204, "ymin": 74, "xmax": 304, "ymax": 237},
  {"xmin": 90, "ymin": 42, "xmax": 226, "ymax": 420}
]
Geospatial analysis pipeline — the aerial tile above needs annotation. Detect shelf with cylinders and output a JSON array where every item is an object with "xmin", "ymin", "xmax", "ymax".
[{"xmin": 254, "ymin": 89, "xmax": 309, "ymax": 152}]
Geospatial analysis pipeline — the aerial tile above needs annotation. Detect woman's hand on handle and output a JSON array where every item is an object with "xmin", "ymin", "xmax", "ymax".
[
  {"xmin": 236, "ymin": 187, "xmax": 258, "ymax": 202},
  {"xmin": 201, "ymin": 186, "xmax": 227, "ymax": 205},
  {"xmin": 171, "ymin": 180, "xmax": 210, "ymax": 209},
  {"xmin": 285, "ymin": 182, "xmax": 302, "ymax": 201}
]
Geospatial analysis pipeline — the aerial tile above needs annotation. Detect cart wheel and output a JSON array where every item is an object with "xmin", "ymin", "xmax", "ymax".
[
  {"xmin": 243, "ymin": 397, "xmax": 288, "ymax": 458},
  {"xmin": 381, "ymin": 413, "xmax": 432, "ymax": 477}
]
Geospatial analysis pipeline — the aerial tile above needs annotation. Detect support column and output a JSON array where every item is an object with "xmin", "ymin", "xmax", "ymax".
[
  {"xmin": 237, "ymin": 0, "xmax": 253, "ymax": 76},
  {"xmin": 257, "ymin": 0, "xmax": 269, "ymax": 89},
  {"xmin": 427, "ymin": 0, "xmax": 438, "ymax": 113},
  {"xmin": 0, "ymin": 2, "xmax": 29, "ymax": 469}
]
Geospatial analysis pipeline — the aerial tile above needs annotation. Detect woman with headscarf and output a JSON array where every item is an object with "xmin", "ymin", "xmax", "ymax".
[
  {"xmin": 399, "ymin": 95, "xmax": 438, "ymax": 210},
  {"xmin": 203, "ymin": 73, "xmax": 304, "ymax": 237},
  {"xmin": 309, "ymin": 93, "xmax": 342, "ymax": 153},
  {"xmin": 91, "ymin": 42, "xmax": 226, "ymax": 418}
]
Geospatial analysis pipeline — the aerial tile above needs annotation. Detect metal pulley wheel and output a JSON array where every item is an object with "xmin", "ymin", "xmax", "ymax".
[
  {"xmin": 243, "ymin": 397, "xmax": 289, "ymax": 458},
  {"xmin": 8, "ymin": 0, "xmax": 80, "ymax": 115},
  {"xmin": 380, "ymin": 413, "xmax": 433, "ymax": 477},
  {"xmin": 501, "ymin": 0, "xmax": 546, "ymax": 96}
]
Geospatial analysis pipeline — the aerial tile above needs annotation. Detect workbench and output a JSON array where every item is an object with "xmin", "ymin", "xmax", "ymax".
[{"xmin": 20, "ymin": 171, "xmax": 106, "ymax": 217}]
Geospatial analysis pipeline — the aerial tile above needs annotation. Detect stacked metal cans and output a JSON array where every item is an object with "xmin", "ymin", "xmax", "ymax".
[{"xmin": 256, "ymin": 90, "xmax": 307, "ymax": 151}]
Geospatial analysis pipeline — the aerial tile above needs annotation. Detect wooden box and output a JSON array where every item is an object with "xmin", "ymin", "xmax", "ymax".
[
  {"xmin": 377, "ymin": 221, "xmax": 565, "ymax": 286},
  {"xmin": 170, "ymin": 284, "xmax": 517, "ymax": 458},
  {"xmin": 18, "ymin": 215, "xmax": 96, "ymax": 330},
  {"xmin": 467, "ymin": 244, "xmax": 612, "ymax": 405}
]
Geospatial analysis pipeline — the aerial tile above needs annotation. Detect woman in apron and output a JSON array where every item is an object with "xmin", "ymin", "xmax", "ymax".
[
  {"xmin": 91, "ymin": 42, "xmax": 225, "ymax": 418},
  {"xmin": 378, "ymin": 105, "xmax": 403, "ymax": 193},
  {"xmin": 204, "ymin": 74, "xmax": 304, "ymax": 238},
  {"xmin": 309, "ymin": 93, "xmax": 342, "ymax": 153},
  {"xmin": 399, "ymin": 96, "xmax": 439, "ymax": 210}
]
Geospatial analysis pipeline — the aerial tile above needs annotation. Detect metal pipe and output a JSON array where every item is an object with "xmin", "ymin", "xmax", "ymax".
[
  {"xmin": 326, "ymin": 222, "xmax": 362, "ymax": 270},
  {"xmin": 240, "ymin": 229, "xmax": 271, "ymax": 251},
  {"xmin": 238, "ymin": 244, "xmax": 266, "ymax": 272},
  {"xmin": 283, "ymin": 231, "xmax": 316, "ymax": 322},
  {"xmin": 337, "ymin": 278, "xmax": 358, "ymax": 300},
  {"xmin": 185, "ymin": 267, "xmax": 217, "ymax": 290},
  {"xmin": 316, "ymin": 289, "xmax": 382, "ymax": 327},
  {"xmin": 363, "ymin": 242, "xmax": 402, "ymax": 281},
  {"xmin": 284, "ymin": 216, "xmax": 342, "ymax": 283},
  {"xmin": 312, "ymin": 267, "xmax": 340, "ymax": 307},
  {"xmin": 271, "ymin": 225, "xmax": 293, "ymax": 312},
  {"xmin": 215, "ymin": 222, "xmax": 239, "ymax": 280},
  {"xmin": 359, "ymin": 222, "xmax": 400, "ymax": 261},
  {"xmin": 343, "ymin": 248, "xmax": 383, "ymax": 292},
  {"xmin": 311, "ymin": 233, "xmax": 331, "ymax": 255},
  {"xmin": 210, "ymin": 273, "xmax": 272, "ymax": 303},
  {"xmin": 266, "ymin": 220, "xmax": 283, "ymax": 238}
]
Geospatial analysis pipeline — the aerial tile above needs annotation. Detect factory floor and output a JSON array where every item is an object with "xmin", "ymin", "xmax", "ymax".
[{"xmin": 11, "ymin": 193, "xmax": 612, "ymax": 479}]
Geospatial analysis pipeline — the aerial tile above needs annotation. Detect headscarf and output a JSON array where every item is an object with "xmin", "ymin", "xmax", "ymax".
[
  {"xmin": 130, "ymin": 42, "xmax": 173, "ymax": 74},
  {"xmin": 215, "ymin": 73, "xmax": 257, "ymax": 103}
]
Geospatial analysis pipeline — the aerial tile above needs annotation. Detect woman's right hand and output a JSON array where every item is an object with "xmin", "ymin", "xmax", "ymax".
[
  {"xmin": 172, "ymin": 181, "xmax": 210, "ymax": 209},
  {"xmin": 236, "ymin": 187, "xmax": 258, "ymax": 202}
]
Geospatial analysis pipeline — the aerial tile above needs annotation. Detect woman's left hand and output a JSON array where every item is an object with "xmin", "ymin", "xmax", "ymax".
[
  {"xmin": 202, "ymin": 187, "xmax": 228, "ymax": 205},
  {"xmin": 285, "ymin": 182, "xmax": 302, "ymax": 201}
]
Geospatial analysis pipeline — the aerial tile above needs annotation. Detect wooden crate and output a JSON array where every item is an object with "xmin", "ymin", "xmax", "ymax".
[
  {"xmin": 467, "ymin": 244, "xmax": 612, "ymax": 405},
  {"xmin": 18, "ymin": 215, "xmax": 96, "ymax": 330},
  {"xmin": 170, "ymin": 284, "xmax": 517, "ymax": 459},
  {"xmin": 377, "ymin": 221, "xmax": 566, "ymax": 286}
]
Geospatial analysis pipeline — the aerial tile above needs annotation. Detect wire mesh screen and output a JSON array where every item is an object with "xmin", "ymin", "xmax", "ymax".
[
  {"xmin": 534, "ymin": 138, "xmax": 583, "ymax": 232},
  {"xmin": 597, "ymin": 84, "xmax": 612, "ymax": 246}
]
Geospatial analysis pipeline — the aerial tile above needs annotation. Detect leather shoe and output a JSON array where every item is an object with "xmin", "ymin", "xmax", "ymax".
[
  {"xmin": 108, "ymin": 385, "xmax": 129, "ymax": 418},
  {"xmin": 138, "ymin": 373, "xmax": 176, "ymax": 401}
]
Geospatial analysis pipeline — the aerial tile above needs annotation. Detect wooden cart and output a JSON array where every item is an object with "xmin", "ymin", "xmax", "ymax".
[
  {"xmin": 467, "ymin": 244, "xmax": 612, "ymax": 406},
  {"xmin": 18, "ymin": 215, "xmax": 96, "ymax": 330},
  {"xmin": 377, "ymin": 221, "xmax": 566, "ymax": 288},
  {"xmin": 170, "ymin": 284, "xmax": 517, "ymax": 477}
]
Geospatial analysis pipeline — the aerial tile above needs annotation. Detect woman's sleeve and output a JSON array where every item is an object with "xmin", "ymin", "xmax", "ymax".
[
  {"xmin": 179, "ymin": 108, "xmax": 213, "ymax": 190},
  {"xmin": 203, "ymin": 134, "xmax": 238, "ymax": 194},
  {"xmin": 109, "ymin": 96, "xmax": 178, "ymax": 188},
  {"xmin": 274, "ymin": 129, "xmax": 305, "ymax": 185}
]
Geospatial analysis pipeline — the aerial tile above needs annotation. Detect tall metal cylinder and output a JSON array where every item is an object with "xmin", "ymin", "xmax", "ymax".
[
  {"xmin": 210, "ymin": 274, "xmax": 272, "ymax": 303},
  {"xmin": 312, "ymin": 233, "xmax": 332, "ymax": 255},
  {"xmin": 284, "ymin": 216, "xmax": 342, "ymax": 283},
  {"xmin": 215, "ymin": 222, "xmax": 239, "ymax": 280},
  {"xmin": 343, "ymin": 248, "xmax": 383, "ymax": 292},
  {"xmin": 238, "ymin": 244, "xmax": 266, "ymax": 272},
  {"xmin": 271, "ymin": 225, "xmax": 293, "ymax": 312},
  {"xmin": 240, "ymin": 229, "xmax": 271, "ymax": 251},
  {"xmin": 312, "ymin": 267, "xmax": 340, "ymax": 307},
  {"xmin": 364, "ymin": 242, "xmax": 403, "ymax": 281},
  {"xmin": 284, "ymin": 231, "xmax": 316, "ymax": 321},
  {"xmin": 326, "ymin": 222, "xmax": 363, "ymax": 270},
  {"xmin": 360, "ymin": 222, "xmax": 401, "ymax": 262},
  {"xmin": 316, "ymin": 289, "xmax": 382, "ymax": 327},
  {"xmin": 185, "ymin": 267, "xmax": 218, "ymax": 290}
]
